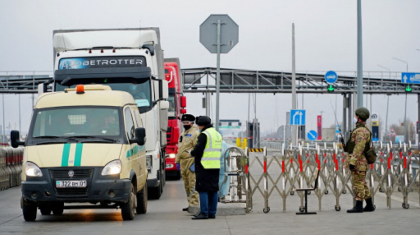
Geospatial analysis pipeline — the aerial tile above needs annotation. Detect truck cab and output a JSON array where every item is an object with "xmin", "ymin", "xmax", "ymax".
[
  {"xmin": 163, "ymin": 59, "xmax": 186, "ymax": 179},
  {"xmin": 51, "ymin": 28, "xmax": 169, "ymax": 199},
  {"xmin": 11, "ymin": 85, "xmax": 148, "ymax": 221}
]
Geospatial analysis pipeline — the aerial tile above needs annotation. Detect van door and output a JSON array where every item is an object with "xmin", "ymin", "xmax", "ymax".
[
  {"xmin": 131, "ymin": 106, "xmax": 146, "ymax": 186},
  {"xmin": 123, "ymin": 107, "xmax": 141, "ymax": 189}
]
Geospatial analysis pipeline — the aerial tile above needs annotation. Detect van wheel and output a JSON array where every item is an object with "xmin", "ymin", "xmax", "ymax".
[
  {"xmin": 40, "ymin": 206, "xmax": 52, "ymax": 215},
  {"xmin": 121, "ymin": 183, "xmax": 136, "ymax": 220},
  {"xmin": 52, "ymin": 202, "xmax": 64, "ymax": 215},
  {"xmin": 136, "ymin": 185, "xmax": 147, "ymax": 214},
  {"xmin": 21, "ymin": 198, "xmax": 37, "ymax": 222}
]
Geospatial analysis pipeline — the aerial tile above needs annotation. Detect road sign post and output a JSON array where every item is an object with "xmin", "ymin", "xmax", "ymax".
[{"xmin": 200, "ymin": 15, "xmax": 239, "ymax": 132}]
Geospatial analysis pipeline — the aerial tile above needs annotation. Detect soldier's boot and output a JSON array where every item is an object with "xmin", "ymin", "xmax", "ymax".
[
  {"xmin": 347, "ymin": 200, "xmax": 364, "ymax": 213},
  {"xmin": 363, "ymin": 198, "xmax": 375, "ymax": 212}
]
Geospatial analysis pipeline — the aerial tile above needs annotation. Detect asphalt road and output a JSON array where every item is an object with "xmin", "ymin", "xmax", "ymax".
[{"xmin": 0, "ymin": 167, "xmax": 420, "ymax": 235}]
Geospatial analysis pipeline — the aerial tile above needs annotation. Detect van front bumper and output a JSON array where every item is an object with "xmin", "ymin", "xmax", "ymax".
[{"xmin": 21, "ymin": 167, "xmax": 131, "ymax": 204}]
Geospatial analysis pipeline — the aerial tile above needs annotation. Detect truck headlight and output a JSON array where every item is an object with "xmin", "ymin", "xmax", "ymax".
[
  {"xmin": 168, "ymin": 154, "xmax": 176, "ymax": 159},
  {"xmin": 101, "ymin": 160, "xmax": 122, "ymax": 175},
  {"xmin": 25, "ymin": 162, "xmax": 43, "ymax": 177},
  {"xmin": 146, "ymin": 155, "xmax": 152, "ymax": 169}
]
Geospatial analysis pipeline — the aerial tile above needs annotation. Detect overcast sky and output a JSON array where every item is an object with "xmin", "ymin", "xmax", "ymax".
[{"xmin": 1, "ymin": 0, "xmax": 420, "ymax": 137}]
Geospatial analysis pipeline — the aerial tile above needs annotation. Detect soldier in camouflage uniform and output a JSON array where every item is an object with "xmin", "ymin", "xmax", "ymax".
[
  {"xmin": 345, "ymin": 107, "xmax": 376, "ymax": 213},
  {"xmin": 176, "ymin": 114, "xmax": 200, "ymax": 212}
]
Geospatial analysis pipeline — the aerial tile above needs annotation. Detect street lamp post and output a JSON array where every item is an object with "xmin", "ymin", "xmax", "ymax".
[
  {"xmin": 392, "ymin": 57, "xmax": 408, "ymax": 143},
  {"xmin": 378, "ymin": 65, "xmax": 391, "ymax": 142}
]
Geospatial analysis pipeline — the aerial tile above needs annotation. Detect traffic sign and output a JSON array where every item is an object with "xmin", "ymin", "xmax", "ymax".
[
  {"xmin": 336, "ymin": 125, "xmax": 340, "ymax": 133},
  {"xmin": 325, "ymin": 71, "xmax": 338, "ymax": 84},
  {"xmin": 200, "ymin": 14, "xmax": 239, "ymax": 54},
  {"xmin": 401, "ymin": 72, "xmax": 420, "ymax": 84},
  {"xmin": 307, "ymin": 130, "xmax": 317, "ymax": 141},
  {"xmin": 290, "ymin": 109, "xmax": 306, "ymax": 125}
]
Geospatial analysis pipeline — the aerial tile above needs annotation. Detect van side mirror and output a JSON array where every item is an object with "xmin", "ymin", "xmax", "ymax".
[
  {"xmin": 11, "ymin": 130, "xmax": 24, "ymax": 148},
  {"xmin": 133, "ymin": 127, "xmax": 146, "ymax": 145}
]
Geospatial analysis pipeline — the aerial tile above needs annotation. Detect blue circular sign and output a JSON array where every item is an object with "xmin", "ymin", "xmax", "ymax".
[
  {"xmin": 325, "ymin": 70, "xmax": 338, "ymax": 84},
  {"xmin": 307, "ymin": 130, "xmax": 318, "ymax": 141}
]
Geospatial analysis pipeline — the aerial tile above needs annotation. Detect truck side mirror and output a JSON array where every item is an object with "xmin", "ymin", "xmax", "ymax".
[
  {"xmin": 180, "ymin": 96, "xmax": 187, "ymax": 108},
  {"xmin": 160, "ymin": 100, "xmax": 169, "ymax": 110},
  {"xmin": 11, "ymin": 130, "xmax": 24, "ymax": 148},
  {"xmin": 133, "ymin": 127, "xmax": 146, "ymax": 146}
]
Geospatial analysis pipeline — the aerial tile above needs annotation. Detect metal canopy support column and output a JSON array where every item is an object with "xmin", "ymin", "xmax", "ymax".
[
  {"xmin": 418, "ymin": 94, "xmax": 420, "ymax": 150},
  {"xmin": 343, "ymin": 94, "xmax": 348, "ymax": 142},
  {"xmin": 348, "ymin": 94, "xmax": 352, "ymax": 136}
]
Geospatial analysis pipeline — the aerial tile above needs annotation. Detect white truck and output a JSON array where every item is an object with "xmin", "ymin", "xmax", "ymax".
[{"xmin": 50, "ymin": 28, "xmax": 169, "ymax": 199}]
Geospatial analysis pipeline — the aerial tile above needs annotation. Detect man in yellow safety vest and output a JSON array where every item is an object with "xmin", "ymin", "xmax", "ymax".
[{"xmin": 190, "ymin": 116, "xmax": 222, "ymax": 220}]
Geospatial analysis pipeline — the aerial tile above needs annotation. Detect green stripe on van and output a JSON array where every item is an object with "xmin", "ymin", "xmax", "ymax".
[
  {"xmin": 61, "ymin": 143, "xmax": 71, "ymax": 167},
  {"xmin": 74, "ymin": 143, "xmax": 83, "ymax": 166}
]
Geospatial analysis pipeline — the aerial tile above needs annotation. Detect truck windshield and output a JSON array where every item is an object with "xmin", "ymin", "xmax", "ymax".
[
  {"xmin": 56, "ymin": 80, "xmax": 152, "ymax": 108},
  {"xmin": 30, "ymin": 107, "xmax": 121, "ymax": 138}
]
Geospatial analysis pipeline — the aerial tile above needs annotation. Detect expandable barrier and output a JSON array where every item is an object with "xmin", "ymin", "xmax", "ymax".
[
  {"xmin": 219, "ymin": 146, "xmax": 252, "ymax": 213},
  {"xmin": 0, "ymin": 147, "xmax": 23, "ymax": 191},
  {"xmin": 244, "ymin": 143, "xmax": 419, "ymax": 213}
]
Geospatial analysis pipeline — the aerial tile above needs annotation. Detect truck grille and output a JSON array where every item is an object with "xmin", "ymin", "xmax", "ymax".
[
  {"xmin": 56, "ymin": 188, "xmax": 89, "ymax": 196},
  {"xmin": 50, "ymin": 169, "xmax": 93, "ymax": 179}
]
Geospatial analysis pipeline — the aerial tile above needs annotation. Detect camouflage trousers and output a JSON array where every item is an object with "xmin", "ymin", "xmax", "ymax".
[
  {"xmin": 180, "ymin": 158, "xmax": 199, "ymax": 207},
  {"xmin": 351, "ymin": 170, "xmax": 371, "ymax": 201}
]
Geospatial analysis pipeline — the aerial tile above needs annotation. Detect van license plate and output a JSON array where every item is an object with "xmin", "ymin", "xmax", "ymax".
[{"xmin": 56, "ymin": 180, "xmax": 87, "ymax": 188}]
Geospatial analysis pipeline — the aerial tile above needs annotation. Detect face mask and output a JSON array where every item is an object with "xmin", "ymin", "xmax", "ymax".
[
  {"xmin": 354, "ymin": 117, "xmax": 358, "ymax": 124},
  {"xmin": 184, "ymin": 125, "xmax": 191, "ymax": 130}
]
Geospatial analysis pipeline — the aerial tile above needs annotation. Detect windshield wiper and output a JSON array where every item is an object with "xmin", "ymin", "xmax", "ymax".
[
  {"xmin": 68, "ymin": 136, "xmax": 117, "ymax": 143},
  {"xmin": 33, "ymin": 136, "xmax": 62, "ymax": 139},
  {"xmin": 35, "ymin": 141, "xmax": 70, "ymax": 145}
]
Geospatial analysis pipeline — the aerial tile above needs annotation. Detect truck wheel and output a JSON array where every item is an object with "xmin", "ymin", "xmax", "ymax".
[
  {"xmin": 136, "ymin": 185, "xmax": 147, "ymax": 214},
  {"xmin": 121, "ymin": 183, "xmax": 136, "ymax": 220},
  {"xmin": 52, "ymin": 202, "xmax": 64, "ymax": 216},
  {"xmin": 175, "ymin": 171, "xmax": 181, "ymax": 180},
  {"xmin": 21, "ymin": 198, "xmax": 37, "ymax": 222},
  {"xmin": 148, "ymin": 184, "xmax": 162, "ymax": 200},
  {"xmin": 40, "ymin": 206, "xmax": 52, "ymax": 215}
]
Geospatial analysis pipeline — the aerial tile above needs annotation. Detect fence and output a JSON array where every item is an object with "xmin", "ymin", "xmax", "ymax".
[{"xmin": 0, "ymin": 147, "xmax": 24, "ymax": 191}]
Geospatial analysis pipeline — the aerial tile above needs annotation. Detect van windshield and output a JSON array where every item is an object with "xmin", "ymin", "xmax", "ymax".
[{"xmin": 31, "ymin": 107, "xmax": 121, "ymax": 138}]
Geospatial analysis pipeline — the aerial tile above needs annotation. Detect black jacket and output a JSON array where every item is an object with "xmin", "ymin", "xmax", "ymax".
[{"xmin": 191, "ymin": 124, "xmax": 220, "ymax": 192}]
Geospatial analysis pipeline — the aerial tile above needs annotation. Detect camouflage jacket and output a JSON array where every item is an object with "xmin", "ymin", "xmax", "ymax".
[
  {"xmin": 176, "ymin": 125, "xmax": 199, "ymax": 163},
  {"xmin": 347, "ymin": 123, "xmax": 371, "ymax": 171}
]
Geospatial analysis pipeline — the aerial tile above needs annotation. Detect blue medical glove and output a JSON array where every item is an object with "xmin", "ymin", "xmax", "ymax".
[{"xmin": 176, "ymin": 163, "xmax": 180, "ymax": 171}]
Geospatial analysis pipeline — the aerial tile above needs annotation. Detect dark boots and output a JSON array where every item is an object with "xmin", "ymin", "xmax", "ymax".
[
  {"xmin": 363, "ymin": 198, "xmax": 375, "ymax": 212},
  {"xmin": 347, "ymin": 200, "xmax": 364, "ymax": 213}
]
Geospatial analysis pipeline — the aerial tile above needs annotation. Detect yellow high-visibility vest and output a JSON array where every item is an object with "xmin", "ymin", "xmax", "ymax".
[{"xmin": 201, "ymin": 128, "xmax": 222, "ymax": 169}]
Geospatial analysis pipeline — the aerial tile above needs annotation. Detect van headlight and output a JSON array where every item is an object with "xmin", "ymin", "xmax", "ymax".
[
  {"xmin": 25, "ymin": 162, "xmax": 43, "ymax": 177},
  {"xmin": 101, "ymin": 160, "xmax": 122, "ymax": 175}
]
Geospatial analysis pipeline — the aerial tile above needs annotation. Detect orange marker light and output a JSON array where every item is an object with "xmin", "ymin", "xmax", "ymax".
[{"xmin": 76, "ymin": 85, "xmax": 85, "ymax": 94}]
